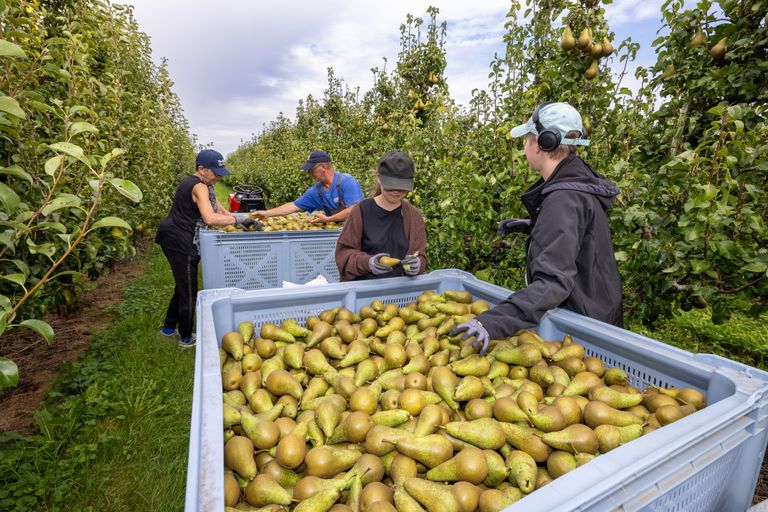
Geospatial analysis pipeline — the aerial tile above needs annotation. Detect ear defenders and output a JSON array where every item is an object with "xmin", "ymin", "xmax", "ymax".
[{"xmin": 532, "ymin": 102, "xmax": 561, "ymax": 152}]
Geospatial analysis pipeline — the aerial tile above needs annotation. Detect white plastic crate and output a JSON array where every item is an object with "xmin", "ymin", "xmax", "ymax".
[
  {"xmin": 185, "ymin": 269, "xmax": 768, "ymax": 512},
  {"xmin": 198, "ymin": 228, "xmax": 340, "ymax": 290}
]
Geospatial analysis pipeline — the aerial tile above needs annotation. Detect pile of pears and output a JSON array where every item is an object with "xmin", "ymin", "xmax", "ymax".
[
  {"xmin": 253, "ymin": 212, "xmax": 342, "ymax": 232},
  {"xmin": 218, "ymin": 289, "xmax": 707, "ymax": 512},
  {"xmin": 560, "ymin": 25, "xmax": 613, "ymax": 81}
]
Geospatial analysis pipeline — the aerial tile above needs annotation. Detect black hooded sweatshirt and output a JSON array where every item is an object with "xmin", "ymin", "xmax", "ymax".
[{"xmin": 477, "ymin": 154, "xmax": 623, "ymax": 339}]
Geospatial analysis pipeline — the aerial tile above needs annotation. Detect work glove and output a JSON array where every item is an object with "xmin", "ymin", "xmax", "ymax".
[
  {"xmin": 369, "ymin": 253, "xmax": 393, "ymax": 276},
  {"xmin": 401, "ymin": 254, "xmax": 421, "ymax": 276},
  {"xmin": 239, "ymin": 218, "xmax": 262, "ymax": 231},
  {"xmin": 450, "ymin": 319, "xmax": 491, "ymax": 355},
  {"xmin": 497, "ymin": 218, "xmax": 531, "ymax": 237}
]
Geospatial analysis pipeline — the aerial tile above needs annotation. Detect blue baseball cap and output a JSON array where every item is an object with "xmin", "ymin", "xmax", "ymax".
[
  {"xmin": 195, "ymin": 149, "xmax": 231, "ymax": 176},
  {"xmin": 300, "ymin": 150, "xmax": 331, "ymax": 171},
  {"xmin": 510, "ymin": 102, "xmax": 590, "ymax": 146}
]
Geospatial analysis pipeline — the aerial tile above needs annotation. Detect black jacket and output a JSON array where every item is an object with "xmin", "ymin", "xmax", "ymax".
[{"xmin": 477, "ymin": 154, "xmax": 623, "ymax": 339}]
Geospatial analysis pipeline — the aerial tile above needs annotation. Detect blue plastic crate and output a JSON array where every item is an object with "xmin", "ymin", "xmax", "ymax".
[
  {"xmin": 185, "ymin": 269, "xmax": 768, "ymax": 512},
  {"xmin": 198, "ymin": 228, "xmax": 341, "ymax": 290}
]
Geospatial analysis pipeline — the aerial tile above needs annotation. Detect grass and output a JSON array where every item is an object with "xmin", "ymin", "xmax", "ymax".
[
  {"xmin": 215, "ymin": 181, "xmax": 233, "ymax": 209},
  {"xmin": 0, "ymin": 245, "xmax": 194, "ymax": 512},
  {"xmin": 0, "ymin": 243, "xmax": 766, "ymax": 510}
]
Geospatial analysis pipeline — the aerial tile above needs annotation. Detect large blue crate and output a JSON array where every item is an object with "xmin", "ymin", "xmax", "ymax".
[
  {"xmin": 198, "ymin": 228, "xmax": 341, "ymax": 290},
  {"xmin": 185, "ymin": 269, "xmax": 768, "ymax": 512}
]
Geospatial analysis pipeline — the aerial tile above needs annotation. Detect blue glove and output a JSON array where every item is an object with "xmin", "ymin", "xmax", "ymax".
[
  {"xmin": 402, "ymin": 254, "xmax": 421, "ymax": 276},
  {"xmin": 498, "ymin": 218, "xmax": 531, "ymax": 237},
  {"xmin": 450, "ymin": 319, "xmax": 491, "ymax": 355},
  {"xmin": 369, "ymin": 253, "xmax": 392, "ymax": 275}
]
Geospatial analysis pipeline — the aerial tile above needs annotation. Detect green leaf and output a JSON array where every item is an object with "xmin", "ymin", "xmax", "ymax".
[
  {"xmin": 0, "ymin": 182, "xmax": 20, "ymax": 213},
  {"xmin": 37, "ymin": 221, "xmax": 67, "ymax": 233},
  {"xmin": 0, "ymin": 230, "xmax": 14, "ymax": 251},
  {"xmin": 48, "ymin": 142, "xmax": 90, "ymax": 167},
  {"xmin": 614, "ymin": 251, "xmax": 628, "ymax": 262},
  {"xmin": 0, "ymin": 294, "xmax": 10, "ymax": 311},
  {"xmin": 69, "ymin": 121, "xmax": 98, "ymax": 136},
  {"xmin": 108, "ymin": 178, "xmax": 143, "ymax": 203},
  {"xmin": 0, "ymin": 39, "xmax": 26, "ymax": 59},
  {"xmin": 4, "ymin": 259, "xmax": 29, "ymax": 277},
  {"xmin": 1, "ymin": 273, "xmax": 26, "ymax": 287},
  {"xmin": 0, "ymin": 165, "xmax": 32, "ymax": 183},
  {"xmin": 0, "ymin": 357, "xmax": 19, "ymax": 391},
  {"xmin": 100, "ymin": 148, "xmax": 125, "ymax": 169},
  {"xmin": 0, "ymin": 95, "xmax": 26, "ymax": 119},
  {"xmin": 20, "ymin": 319, "xmax": 54, "ymax": 344},
  {"xmin": 41, "ymin": 194, "xmax": 82, "ymax": 216},
  {"xmin": 742, "ymin": 262, "xmax": 767, "ymax": 273},
  {"xmin": 90, "ymin": 216, "xmax": 132, "ymax": 231},
  {"xmin": 44, "ymin": 155, "xmax": 65, "ymax": 176},
  {"xmin": 26, "ymin": 239, "xmax": 56, "ymax": 257}
]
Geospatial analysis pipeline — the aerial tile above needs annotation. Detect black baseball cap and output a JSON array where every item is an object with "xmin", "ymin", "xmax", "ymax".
[
  {"xmin": 195, "ymin": 149, "xmax": 231, "ymax": 176},
  {"xmin": 378, "ymin": 150, "xmax": 414, "ymax": 191},
  {"xmin": 300, "ymin": 150, "xmax": 331, "ymax": 171}
]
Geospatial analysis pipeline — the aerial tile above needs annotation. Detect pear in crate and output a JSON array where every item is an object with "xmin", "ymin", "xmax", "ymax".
[
  {"xmin": 404, "ymin": 477, "xmax": 462, "ymax": 512},
  {"xmin": 425, "ymin": 446, "xmax": 489, "ymax": 485}
]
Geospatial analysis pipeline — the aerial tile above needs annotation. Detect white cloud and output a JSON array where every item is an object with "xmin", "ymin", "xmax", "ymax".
[{"xmin": 120, "ymin": 0, "xmax": 658, "ymax": 155}]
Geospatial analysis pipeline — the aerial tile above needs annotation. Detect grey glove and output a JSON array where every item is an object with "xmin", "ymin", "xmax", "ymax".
[
  {"xmin": 239, "ymin": 218, "xmax": 262, "ymax": 231},
  {"xmin": 498, "ymin": 218, "xmax": 531, "ymax": 237},
  {"xmin": 402, "ymin": 254, "xmax": 421, "ymax": 276},
  {"xmin": 450, "ymin": 319, "xmax": 491, "ymax": 355},
  {"xmin": 369, "ymin": 253, "xmax": 392, "ymax": 276}
]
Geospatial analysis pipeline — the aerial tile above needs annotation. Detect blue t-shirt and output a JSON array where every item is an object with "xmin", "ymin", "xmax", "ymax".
[{"xmin": 294, "ymin": 172, "xmax": 364, "ymax": 216}]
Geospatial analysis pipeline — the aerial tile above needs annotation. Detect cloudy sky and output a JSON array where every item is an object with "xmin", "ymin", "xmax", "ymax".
[{"xmin": 120, "ymin": 0, "xmax": 665, "ymax": 156}]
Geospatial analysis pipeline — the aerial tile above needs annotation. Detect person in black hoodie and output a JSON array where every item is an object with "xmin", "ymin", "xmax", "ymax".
[{"xmin": 451, "ymin": 102, "xmax": 623, "ymax": 354}]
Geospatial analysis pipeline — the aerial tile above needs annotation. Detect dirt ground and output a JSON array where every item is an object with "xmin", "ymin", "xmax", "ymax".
[
  {"xmin": 0, "ymin": 245, "xmax": 147, "ymax": 434},
  {"xmin": 0, "ymin": 245, "xmax": 766, "ymax": 505}
]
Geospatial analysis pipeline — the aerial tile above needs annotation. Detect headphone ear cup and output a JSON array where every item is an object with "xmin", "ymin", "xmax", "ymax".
[{"xmin": 537, "ymin": 129, "xmax": 560, "ymax": 151}]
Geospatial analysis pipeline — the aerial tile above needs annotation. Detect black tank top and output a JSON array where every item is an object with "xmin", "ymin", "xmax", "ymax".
[
  {"xmin": 356, "ymin": 197, "xmax": 409, "ymax": 280},
  {"xmin": 155, "ymin": 175, "xmax": 211, "ymax": 256}
]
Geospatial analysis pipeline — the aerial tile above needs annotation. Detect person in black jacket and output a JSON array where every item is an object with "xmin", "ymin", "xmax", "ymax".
[
  {"xmin": 155, "ymin": 149, "xmax": 259, "ymax": 348},
  {"xmin": 451, "ymin": 102, "xmax": 623, "ymax": 354}
]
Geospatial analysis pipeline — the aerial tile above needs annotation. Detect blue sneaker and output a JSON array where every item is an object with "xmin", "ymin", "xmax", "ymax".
[
  {"xmin": 159, "ymin": 327, "xmax": 178, "ymax": 339},
  {"xmin": 178, "ymin": 334, "xmax": 196, "ymax": 349}
]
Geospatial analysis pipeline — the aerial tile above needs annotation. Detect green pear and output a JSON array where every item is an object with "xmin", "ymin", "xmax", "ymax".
[
  {"xmin": 483, "ymin": 449, "xmax": 510, "ymax": 487},
  {"xmin": 280, "ymin": 318, "xmax": 311, "ymax": 338},
  {"xmin": 394, "ymin": 487, "xmax": 427, "ymax": 512},
  {"xmin": 562, "ymin": 371, "xmax": 603, "ymax": 396},
  {"xmin": 430, "ymin": 367, "xmax": 460, "ymax": 411},
  {"xmin": 547, "ymin": 450, "xmax": 577, "ymax": 479},
  {"xmin": 237, "ymin": 321, "xmax": 254, "ymax": 343},
  {"xmin": 244, "ymin": 473, "xmax": 292, "ymax": 506},
  {"xmin": 490, "ymin": 344, "xmax": 542, "ymax": 367},
  {"xmin": 338, "ymin": 339, "xmax": 369, "ymax": 368},
  {"xmin": 221, "ymin": 361, "xmax": 243, "ymax": 391},
  {"xmin": 224, "ymin": 436, "xmax": 256, "ymax": 479},
  {"xmin": 223, "ymin": 402, "xmax": 241, "ymax": 428},
  {"xmin": 395, "ymin": 434, "xmax": 454, "ymax": 468},
  {"xmin": 448, "ymin": 355, "xmax": 491, "ymax": 377},
  {"xmin": 425, "ymin": 446, "xmax": 488, "ymax": 485},
  {"xmin": 445, "ymin": 418, "xmax": 506, "ymax": 450},
  {"xmin": 589, "ymin": 386, "xmax": 643, "ymax": 409},
  {"xmin": 316, "ymin": 399, "xmax": 341, "ymax": 438},
  {"xmin": 403, "ymin": 477, "xmax": 461, "ymax": 512},
  {"xmin": 306, "ymin": 320, "xmax": 333, "ymax": 347},
  {"xmin": 506, "ymin": 450, "xmax": 537, "ymax": 494},
  {"xmin": 305, "ymin": 445, "xmax": 362, "ymax": 478},
  {"xmin": 541, "ymin": 423, "xmax": 598, "ymax": 454},
  {"xmin": 222, "ymin": 331, "xmax": 245, "ymax": 360},
  {"xmin": 584, "ymin": 401, "xmax": 643, "ymax": 428},
  {"xmin": 293, "ymin": 486, "xmax": 342, "ymax": 512},
  {"xmin": 498, "ymin": 422, "xmax": 551, "ymax": 463},
  {"xmin": 603, "ymin": 367, "xmax": 629, "ymax": 386}
]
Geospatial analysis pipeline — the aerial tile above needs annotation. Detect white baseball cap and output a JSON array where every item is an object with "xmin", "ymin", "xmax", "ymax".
[{"xmin": 510, "ymin": 102, "xmax": 590, "ymax": 146}]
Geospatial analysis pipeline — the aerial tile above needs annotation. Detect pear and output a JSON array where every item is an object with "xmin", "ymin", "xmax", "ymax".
[
  {"xmin": 237, "ymin": 321, "xmax": 254, "ymax": 343},
  {"xmin": 319, "ymin": 336, "xmax": 346, "ymax": 360},
  {"xmin": 241, "ymin": 352, "xmax": 262, "ymax": 373},
  {"xmin": 445, "ymin": 417, "xmax": 506, "ymax": 450},
  {"xmin": 529, "ymin": 360, "xmax": 554, "ymax": 387},
  {"xmin": 710, "ymin": 37, "xmax": 727, "ymax": 60},
  {"xmin": 265, "ymin": 369, "xmax": 302, "ymax": 400},
  {"xmin": 590, "ymin": 42, "xmax": 604, "ymax": 59},
  {"xmin": 454, "ymin": 376, "xmax": 485, "ymax": 402},
  {"xmin": 482, "ymin": 449, "xmax": 510, "ymax": 487},
  {"xmin": 478, "ymin": 487, "xmax": 522, "ymax": 511},
  {"xmin": 560, "ymin": 26, "xmax": 576, "ymax": 50},
  {"xmin": 404, "ymin": 478, "xmax": 462, "ymax": 512},
  {"xmin": 305, "ymin": 445, "xmax": 363, "ymax": 478},
  {"xmin": 338, "ymin": 339, "xmax": 369, "ymax": 368},
  {"xmin": 541, "ymin": 423, "xmax": 599, "ymax": 454},
  {"xmin": 643, "ymin": 390, "xmax": 679, "ymax": 412},
  {"xmin": 583, "ymin": 356, "xmax": 605, "ymax": 377},
  {"xmin": 655, "ymin": 403, "xmax": 696, "ymax": 425},
  {"xmin": 394, "ymin": 487, "xmax": 427, "ymax": 512},
  {"xmin": 282, "ymin": 342, "xmax": 305, "ymax": 370},
  {"xmin": 281, "ymin": 318, "xmax": 311, "ymax": 338},
  {"xmin": 594, "ymin": 424, "xmax": 643, "ymax": 452},
  {"xmin": 293, "ymin": 486, "xmax": 343, "ymax": 512},
  {"xmin": 601, "ymin": 37, "xmax": 614, "ymax": 56},
  {"xmin": 547, "ymin": 450, "xmax": 577, "ymax": 479},
  {"xmin": 307, "ymin": 320, "xmax": 333, "ymax": 347},
  {"xmin": 506, "ymin": 450, "xmax": 537, "ymax": 494},
  {"xmin": 223, "ymin": 402, "xmax": 241, "ymax": 428},
  {"xmin": 364, "ymin": 425, "xmax": 413, "ymax": 456},
  {"xmin": 354, "ymin": 359, "xmax": 379, "ymax": 387},
  {"xmin": 260, "ymin": 322, "xmax": 295, "ymax": 343},
  {"xmin": 371, "ymin": 409, "xmax": 411, "ymax": 427},
  {"xmin": 499, "ymin": 422, "xmax": 551, "ymax": 463},
  {"xmin": 689, "ymin": 27, "xmax": 705, "ymax": 48},
  {"xmin": 244, "ymin": 473, "xmax": 292, "ymax": 507},
  {"xmin": 431, "ymin": 367, "xmax": 460, "ymax": 411},
  {"xmin": 413, "ymin": 403, "xmax": 444, "ymax": 436},
  {"xmin": 603, "ymin": 367, "xmax": 628, "ymax": 386},
  {"xmin": 492, "ymin": 396, "xmax": 529, "ymax": 423},
  {"xmin": 444, "ymin": 290, "xmax": 473, "ymax": 304},
  {"xmin": 526, "ymin": 404, "xmax": 567, "ymax": 433},
  {"xmin": 577, "ymin": 27, "xmax": 591, "ymax": 49},
  {"xmin": 395, "ymin": 434, "xmax": 454, "ymax": 468},
  {"xmin": 589, "ymin": 385, "xmax": 643, "ymax": 409},
  {"xmin": 556, "ymin": 356, "xmax": 586, "ymax": 377},
  {"xmin": 261, "ymin": 458, "xmax": 303, "ymax": 488},
  {"xmin": 449, "ymin": 354, "xmax": 491, "ymax": 377},
  {"xmin": 224, "ymin": 436, "xmax": 257, "ymax": 479},
  {"xmin": 490, "ymin": 344, "xmax": 542, "ymax": 366},
  {"xmin": 584, "ymin": 59, "xmax": 598, "ymax": 80},
  {"xmin": 551, "ymin": 395, "xmax": 583, "ymax": 425},
  {"xmin": 222, "ymin": 331, "xmax": 245, "ymax": 360},
  {"xmin": 274, "ymin": 432, "xmax": 308, "ymax": 469},
  {"xmin": 676, "ymin": 388, "xmax": 707, "ymax": 410},
  {"xmin": 316, "ymin": 399, "xmax": 342, "ymax": 438},
  {"xmin": 470, "ymin": 300, "xmax": 490, "ymax": 315},
  {"xmin": 223, "ymin": 470, "xmax": 240, "ymax": 507},
  {"xmin": 425, "ymin": 446, "xmax": 489, "ymax": 484},
  {"xmin": 584, "ymin": 400, "xmax": 643, "ymax": 428},
  {"xmin": 562, "ymin": 371, "xmax": 603, "ymax": 396},
  {"xmin": 241, "ymin": 412, "xmax": 280, "ymax": 449},
  {"xmin": 221, "ymin": 361, "xmax": 242, "ymax": 392}
]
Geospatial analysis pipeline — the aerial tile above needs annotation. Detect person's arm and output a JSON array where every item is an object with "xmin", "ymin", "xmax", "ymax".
[
  {"xmin": 476, "ymin": 191, "xmax": 586, "ymax": 338},
  {"xmin": 403, "ymin": 202, "xmax": 428, "ymax": 274},
  {"xmin": 251, "ymin": 202, "xmax": 301, "ymax": 219},
  {"xmin": 335, "ymin": 206, "xmax": 374, "ymax": 281},
  {"xmin": 192, "ymin": 183, "xmax": 236, "ymax": 226},
  {"xmin": 310, "ymin": 204, "xmax": 356, "ymax": 223}
]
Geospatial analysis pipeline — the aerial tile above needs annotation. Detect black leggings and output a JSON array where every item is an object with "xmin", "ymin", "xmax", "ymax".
[{"xmin": 161, "ymin": 247, "xmax": 200, "ymax": 339}]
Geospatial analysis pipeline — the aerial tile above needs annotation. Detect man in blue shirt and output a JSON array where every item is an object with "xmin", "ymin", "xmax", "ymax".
[{"xmin": 252, "ymin": 150, "xmax": 364, "ymax": 224}]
